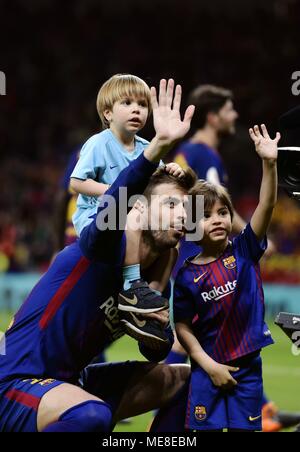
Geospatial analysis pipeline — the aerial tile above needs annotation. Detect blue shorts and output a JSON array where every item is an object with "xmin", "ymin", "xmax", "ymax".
[
  {"xmin": 0, "ymin": 361, "xmax": 142, "ymax": 432},
  {"xmin": 186, "ymin": 352, "xmax": 263, "ymax": 431}
]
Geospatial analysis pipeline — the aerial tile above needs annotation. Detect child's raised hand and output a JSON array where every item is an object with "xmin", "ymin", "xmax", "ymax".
[
  {"xmin": 151, "ymin": 79, "xmax": 195, "ymax": 146},
  {"xmin": 249, "ymin": 124, "xmax": 281, "ymax": 161},
  {"xmin": 165, "ymin": 162, "xmax": 185, "ymax": 179}
]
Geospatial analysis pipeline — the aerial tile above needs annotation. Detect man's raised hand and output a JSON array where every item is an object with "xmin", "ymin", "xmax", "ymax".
[{"xmin": 151, "ymin": 79, "xmax": 195, "ymax": 147}]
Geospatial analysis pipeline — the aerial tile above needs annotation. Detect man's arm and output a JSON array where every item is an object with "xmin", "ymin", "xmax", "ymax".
[{"xmin": 249, "ymin": 124, "xmax": 281, "ymax": 241}]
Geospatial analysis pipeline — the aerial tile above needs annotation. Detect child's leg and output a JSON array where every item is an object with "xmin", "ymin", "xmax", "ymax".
[
  {"xmin": 119, "ymin": 208, "xmax": 170, "ymax": 312},
  {"xmin": 185, "ymin": 367, "xmax": 227, "ymax": 431},
  {"xmin": 123, "ymin": 227, "xmax": 142, "ymax": 290}
]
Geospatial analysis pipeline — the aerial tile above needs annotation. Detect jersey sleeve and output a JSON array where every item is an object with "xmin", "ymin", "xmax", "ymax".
[
  {"xmin": 71, "ymin": 137, "xmax": 106, "ymax": 182},
  {"xmin": 199, "ymin": 152, "xmax": 223, "ymax": 183},
  {"xmin": 233, "ymin": 223, "xmax": 268, "ymax": 263},
  {"xmin": 173, "ymin": 271, "xmax": 196, "ymax": 323},
  {"xmin": 79, "ymin": 153, "xmax": 159, "ymax": 262}
]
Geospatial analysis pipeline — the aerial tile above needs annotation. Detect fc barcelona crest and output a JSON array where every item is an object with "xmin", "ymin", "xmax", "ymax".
[
  {"xmin": 223, "ymin": 255, "xmax": 236, "ymax": 270},
  {"xmin": 194, "ymin": 405, "xmax": 207, "ymax": 421}
]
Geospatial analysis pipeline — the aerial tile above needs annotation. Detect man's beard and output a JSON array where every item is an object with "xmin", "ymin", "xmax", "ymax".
[
  {"xmin": 142, "ymin": 229, "xmax": 178, "ymax": 252},
  {"xmin": 218, "ymin": 124, "xmax": 235, "ymax": 138}
]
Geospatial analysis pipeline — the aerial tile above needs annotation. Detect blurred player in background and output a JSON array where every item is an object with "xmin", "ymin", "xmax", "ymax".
[{"xmin": 173, "ymin": 84, "xmax": 251, "ymax": 276}]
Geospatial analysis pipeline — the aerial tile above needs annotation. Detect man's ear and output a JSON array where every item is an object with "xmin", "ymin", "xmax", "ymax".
[{"xmin": 207, "ymin": 111, "xmax": 219, "ymax": 127}]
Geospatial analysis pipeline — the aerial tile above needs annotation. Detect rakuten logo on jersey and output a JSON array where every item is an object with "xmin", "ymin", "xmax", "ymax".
[{"xmin": 201, "ymin": 280, "xmax": 237, "ymax": 303}]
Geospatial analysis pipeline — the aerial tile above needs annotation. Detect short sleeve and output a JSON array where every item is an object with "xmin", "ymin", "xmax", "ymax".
[
  {"xmin": 71, "ymin": 136, "xmax": 106, "ymax": 182},
  {"xmin": 233, "ymin": 223, "xmax": 267, "ymax": 263},
  {"xmin": 173, "ymin": 271, "xmax": 196, "ymax": 323}
]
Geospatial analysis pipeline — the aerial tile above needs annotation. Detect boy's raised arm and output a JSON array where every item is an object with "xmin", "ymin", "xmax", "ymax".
[{"xmin": 249, "ymin": 124, "xmax": 281, "ymax": 241}]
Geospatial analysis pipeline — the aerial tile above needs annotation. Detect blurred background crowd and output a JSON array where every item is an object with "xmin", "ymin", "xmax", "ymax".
[{"xmin": 0, "ymin": 0, "xmax": 300, "ymax": 280}]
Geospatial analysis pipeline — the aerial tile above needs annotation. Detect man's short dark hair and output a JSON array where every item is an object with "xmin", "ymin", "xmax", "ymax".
[
  {"xmin": 143, "ymin": 166, "xmax": 197, "ymax": 200},
  {"xmin": 188, "ymin": 85, "xmax": 233, "ymax": 129}
]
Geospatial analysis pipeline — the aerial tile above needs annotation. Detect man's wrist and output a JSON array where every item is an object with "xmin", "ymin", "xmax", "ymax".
[{"xmin": 144, "ymin": 135, "xmax": 175, "ymax": 163}]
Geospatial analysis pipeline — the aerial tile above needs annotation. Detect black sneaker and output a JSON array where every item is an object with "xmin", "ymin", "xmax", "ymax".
[
  {"xmin": 120, "ymin": 311, "xmax": 170, "ymax": 350},
  {"xmin": 118, "ymin": 280, "xmax": 169, "ymax": 313}
]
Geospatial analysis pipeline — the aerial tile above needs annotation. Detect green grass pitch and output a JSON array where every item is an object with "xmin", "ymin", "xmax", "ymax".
[{"xmin": 0, "ymin": 311, "xmax": 299, "ymax": 432}]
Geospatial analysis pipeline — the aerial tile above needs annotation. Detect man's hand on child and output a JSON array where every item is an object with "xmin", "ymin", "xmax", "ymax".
[
  {"xmin": 143, "ymin": 309, "xmax": 170, "ymax": 328},
  {"xmin": 165, "ymin": 162, "xmax": 185, "ymax": 179},
  {"xmin": 249, "ymin": 124, "xmax": 281, "ymax": 162}
]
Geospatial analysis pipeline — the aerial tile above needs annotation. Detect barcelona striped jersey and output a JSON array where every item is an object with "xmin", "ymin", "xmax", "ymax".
[{"xmin": 173, "ymin": 224, "xmax": 274, "ymax": 364}]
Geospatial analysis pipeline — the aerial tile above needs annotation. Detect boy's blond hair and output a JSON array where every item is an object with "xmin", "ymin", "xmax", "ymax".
[{"xmin": 96, "ymin": 74, "xmax": 152, "ymax": 129}]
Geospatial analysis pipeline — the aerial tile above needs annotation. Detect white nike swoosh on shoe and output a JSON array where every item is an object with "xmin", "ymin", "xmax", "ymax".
[
  {"xmin": 128, "ymin": 312, "xmax": 146, "ymax": 328},
  {"xmin": 119, "ymin": 294, "xmax": 138, "ymax": 306}
]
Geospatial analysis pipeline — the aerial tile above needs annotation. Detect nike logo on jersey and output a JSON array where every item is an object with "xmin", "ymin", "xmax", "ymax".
[
  {"xmin": 194, "ymin": 272, "xmax": 208, "ymax": 283},
  {"xmin": 201, "ymin": 280, "xmax": 237, "ymax": 302},
  {"xmin": 110, "ymin": 165, "xmax": 118, "ymax": 170},
  {"xmin": 129, "ymin": 312, "xmax": 146, "ymax": 328},
  {"xmin": 118, "ymin": 293, "xmax": 138, "ymax": 306},
  {"xmin": 249, "ymin": 415, "xmax": 262, "ymax": 422}
]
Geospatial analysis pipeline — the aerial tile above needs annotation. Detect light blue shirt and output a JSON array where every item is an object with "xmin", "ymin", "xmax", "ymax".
[{"xmin": 71, "ymin": 129, "xmax": 150, "ymax": 235}]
